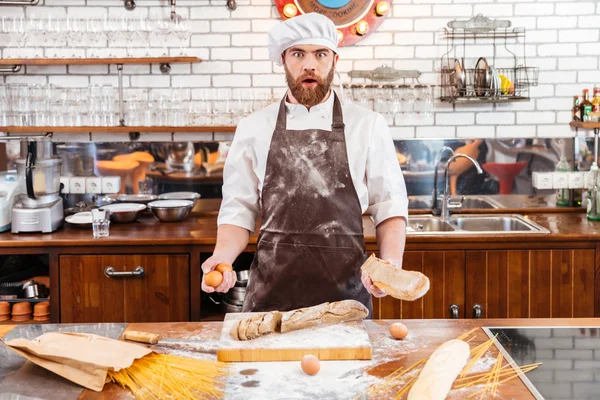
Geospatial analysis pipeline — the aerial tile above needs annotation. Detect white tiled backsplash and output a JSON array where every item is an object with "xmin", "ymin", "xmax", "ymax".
[{"xmin": 1, "ymin": 0, "xmax": 599, "ymax": 142}]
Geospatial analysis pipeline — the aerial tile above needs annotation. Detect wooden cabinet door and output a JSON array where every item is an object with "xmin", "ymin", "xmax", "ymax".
[
  {"xmin": 373, "ymin": 251, "xmax": 465, "ymax": 319},
  {"xmin": 60, "ymin": 254, "xmax": 190, "ymax": 323},
  {"xmin": 465, "ymin": 249, "xmax": 594, "ymax": 319}
]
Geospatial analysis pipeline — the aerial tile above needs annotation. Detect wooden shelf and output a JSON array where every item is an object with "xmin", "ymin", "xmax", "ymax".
[
  {"xmin": 570, "ymin": 121, "xmax": 600, "ymax": 130},
  {"xmin": 1, "ymin": 126, "xmax": 236, "ymax": 133},
  {"xmin": 0, "ymin": 57, "xmax": 201, "ymax": 65}
]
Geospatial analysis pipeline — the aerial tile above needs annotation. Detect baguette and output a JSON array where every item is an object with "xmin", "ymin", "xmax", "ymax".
[
  {"xmin": 228, "ymin": 300, "xmax": 367, "ymax": 340},
  {"xmin": 280, "ymin": 300, "xmax": 368, "ymax": 333},
  {"xmin": 229, "ymin": 311, "xmax": 283, "ymax": 341},
  {"xmin": 361, "ymin": 254, "xmax": 430, "ymax": 301},
  {"xmin": 408, "ymin": 339, "xmax": 470, "ymax": 400}
]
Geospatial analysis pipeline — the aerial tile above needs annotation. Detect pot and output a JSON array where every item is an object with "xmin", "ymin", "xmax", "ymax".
[
  {"xmin": 226, "ymin": 286, "xmax": 246, "ymax": 303},
  {"xmin": 222, "ymin": 299, "xmax": 243, "ymax": 313},
  {"xmin": 235, "ymin": 269, "xmax": 249, "ymax": 286}
]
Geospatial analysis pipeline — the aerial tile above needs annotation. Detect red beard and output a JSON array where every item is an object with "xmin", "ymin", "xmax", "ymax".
[{"xmin": 285, "ymin": 67, "xmax": 335, "ymax": 108}]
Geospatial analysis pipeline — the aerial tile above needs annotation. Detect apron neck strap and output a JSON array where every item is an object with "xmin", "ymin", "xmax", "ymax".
[{"xmin": 275, "ymin": 91, "xmax": 345, "ymax": 132}]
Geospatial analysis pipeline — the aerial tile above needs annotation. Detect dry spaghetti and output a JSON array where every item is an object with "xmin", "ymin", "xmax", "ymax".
[{"xmin": 108, "ymin": 353, "xmax": 230, "ymax": 400}]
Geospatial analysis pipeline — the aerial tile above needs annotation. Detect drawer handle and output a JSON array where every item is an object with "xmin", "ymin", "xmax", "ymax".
[
  {"xmin": 449, "ymin": 304, "xmax": 459, "ymax": 319},
  {"xmin": 104, "ymin": 266, "xmax": 145, "ymax": 279},
  {"xmin": 472, "ymin": 304, "xmax": 482, "ymax": 319}
]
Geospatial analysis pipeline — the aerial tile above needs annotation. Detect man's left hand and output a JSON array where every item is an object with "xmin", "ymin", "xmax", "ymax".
[{"xmin": 361, "ymin": 271, "xmax": 387, "ymax": 298}]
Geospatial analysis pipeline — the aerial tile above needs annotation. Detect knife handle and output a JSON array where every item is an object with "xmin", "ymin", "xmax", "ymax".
[{"xmin": 123, "ymin": 331, "xmax": 162, "ymax": 344}]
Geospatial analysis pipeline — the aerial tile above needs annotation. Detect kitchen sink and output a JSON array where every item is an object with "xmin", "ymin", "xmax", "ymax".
[
  {"xmin": 407, "ymin": 214, "xmax": 549, "ymax": 235},
  {"xmin": 408, "ymin": 218, "xmax": 455, "ymax": 233},
  {"xmin": 408, "ymin": 196, "xmax": 501, "ymax": 210},
  {"xmin": 452, "ymin": 216, "xmax": 541, "ymax": 232}
]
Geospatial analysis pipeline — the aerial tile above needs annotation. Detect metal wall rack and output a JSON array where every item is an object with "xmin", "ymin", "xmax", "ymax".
[{"xmin": 440, "ymin": 14, "xmax": 538, "ymax": 104}]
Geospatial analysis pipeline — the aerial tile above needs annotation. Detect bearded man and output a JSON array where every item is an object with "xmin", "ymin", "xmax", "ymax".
[{"xmin": 202, "ymin": 13, "xmax": 408, "ymax": 317}]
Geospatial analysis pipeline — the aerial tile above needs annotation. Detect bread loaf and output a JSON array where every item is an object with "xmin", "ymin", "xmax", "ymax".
[
  {"xmin": 229, "ymin": 300, "xmax": 367, "ymax": 341},
  {"xmin": 361, "ymin": 254, "xmax": 430, "ymax": 301},
  {"xmin": 408, "ymin": 339, "xmax": 470, "ymax": 400},
  {"xmin": 229, "ymin": 311, "xmax": 282, "ymax": 341},
  {"xmin": 280, "ymin": 299, "xmax": 368, "ymax": 333}
]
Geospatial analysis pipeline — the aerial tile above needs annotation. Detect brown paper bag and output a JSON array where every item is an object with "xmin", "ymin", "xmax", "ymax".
[{"xmin": 1, "ymin": 332, "xmax": 151, "ymax": 392}]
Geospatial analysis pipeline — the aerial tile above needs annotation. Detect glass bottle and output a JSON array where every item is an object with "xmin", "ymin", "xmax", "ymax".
[
  {"xmin": 587, "ymin": 163, "xmax": 600, "ymax": 221},
  {"xmin": 580, "ymin": 89, "xmax": 593, "ymax": 122},
  {"xmin": 572, "ymin": 95, "xmax": 580, "ymax": 121},
  {"xmin": 555, "ymin": 156, "xmax": 571, "ymax": 207}
]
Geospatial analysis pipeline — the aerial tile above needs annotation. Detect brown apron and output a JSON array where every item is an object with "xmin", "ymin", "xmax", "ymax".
[{"xmin": 243, "ymin": 93, "xmax": 372, "ymax": 316}]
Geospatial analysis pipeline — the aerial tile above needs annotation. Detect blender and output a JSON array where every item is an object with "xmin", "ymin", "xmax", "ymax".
[
  {"xmin": 12, "ymin": 137, "xmax": 64, "ymax": 233},
  {"xmin": 0, "ymin": 172, "xmax": 19, "ymax": 232}
]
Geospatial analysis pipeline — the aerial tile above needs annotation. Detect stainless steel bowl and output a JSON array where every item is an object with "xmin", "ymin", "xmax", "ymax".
[
  {"xmin": 147, "ymin": 200, "xmax": 193, "ymax": 222},
  {"xmin": 158, "ymin": 192, "xmax": 201, "ymax": 208},
  {"xmin": 116, "ymin": 194, "xmax": 158, "ymax": 204},
  {"xmin": 100, "ymin": 204, "xmax": 146, "ymax": 223}
]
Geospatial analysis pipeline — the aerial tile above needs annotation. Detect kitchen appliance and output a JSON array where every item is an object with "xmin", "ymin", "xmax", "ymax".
[
  {"xmin": 12, "ymin": 138, "xmax": 64, "ymax": 233},
  {"xmin": 0, "ymin": 173, "xmax": 19, "ymax": 232},
  {"xmin": 486, "ymin": 326, "xmax": 600, "ymax": 400}
]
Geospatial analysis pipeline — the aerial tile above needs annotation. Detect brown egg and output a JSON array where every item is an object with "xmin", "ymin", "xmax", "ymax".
[
  {"xmin": 204, "ymin": 271, "xmax": 223, "ymax": 287},
  {"xmin": 390, "ymin": 322, "xmax": 409, "ymax": 340},
  {"xmin": 301, "ymin": 354, "xmax": 320, "ymax": 376},
  {"xmin": 216, "ymin": 263, "xmax": 233, "ymax": 274}
]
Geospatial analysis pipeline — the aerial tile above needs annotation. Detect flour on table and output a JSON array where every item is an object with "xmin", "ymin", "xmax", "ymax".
[
  {"xmin": 219, "ymin": 314, "xmax": 371, "ymax": 350},
  {"xmin": 226, "ymin": 359, "xmax": 378, "ymax": 400}
]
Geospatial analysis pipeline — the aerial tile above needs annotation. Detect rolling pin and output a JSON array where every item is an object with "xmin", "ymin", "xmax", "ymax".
[{"xmin": 123, "ymin": 331, "xmax": 217, "ymax": 354}]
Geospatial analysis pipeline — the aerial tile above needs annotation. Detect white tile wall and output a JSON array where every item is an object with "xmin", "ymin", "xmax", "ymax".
[{"xmin": 0, "ymin": 0, "xmax": 598, "ymax": 142}]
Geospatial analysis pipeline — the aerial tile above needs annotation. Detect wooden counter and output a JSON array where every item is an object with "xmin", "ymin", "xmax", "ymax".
[
  {"xmin": 3, "ymin": 318, "xmax": 597, "ymax": 399},
  {"xmin": 0, "ymin": 207, "xmax": 597, "ymax": 249},
  {"xmin": 1, "ymin": 199, "xmax": 599, "ymax": 325}
]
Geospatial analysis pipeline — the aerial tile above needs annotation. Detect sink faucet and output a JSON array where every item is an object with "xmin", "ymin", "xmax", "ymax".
[
  {"xmin": 431, "ymin": 146, "xmax": 455, "ymax": 214},
  {"xmin": 441, "ymin": 154, "xmax": 483, "ymax": 222}
]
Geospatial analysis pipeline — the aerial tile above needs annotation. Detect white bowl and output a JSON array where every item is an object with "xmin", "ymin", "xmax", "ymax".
[{"xmin": 148, "ymin": 200, "xmax": 194, "ymax": 208}]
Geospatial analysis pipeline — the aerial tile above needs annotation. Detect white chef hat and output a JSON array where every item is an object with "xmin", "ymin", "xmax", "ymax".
[{"xmin": 268, "ymin": 13, "xmax": 338, "ymax": 66}]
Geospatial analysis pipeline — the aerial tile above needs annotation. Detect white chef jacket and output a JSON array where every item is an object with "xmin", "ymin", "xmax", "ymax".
[{"xmin": 217, "ymin": 91, "xmax": 409, "ymax": 232}]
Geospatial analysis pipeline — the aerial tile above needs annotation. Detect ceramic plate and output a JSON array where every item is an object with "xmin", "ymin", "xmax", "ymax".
[
  {"xmin": 101, "ymin": 203, "xmax": 146, "ymax": 213},
  {"xmin": 65, "ymin": 212, "xmax": 93, "ymax": 228}
]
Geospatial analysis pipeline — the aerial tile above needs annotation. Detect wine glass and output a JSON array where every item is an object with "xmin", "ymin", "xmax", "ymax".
[
  {"xmin": 11, "ymin": 17, "xmax": 28, "ymax": 58},
  {"xmin": 132, "ymin": 16, "xmax": 152, "ymax": 57},
  {"xmin": 172, "ymin": 17, "xmax": 191, "ymax": 56},
  {"xmin": 104, "ymin": 18, "xmax": 121, "ymax": 57},
  {"xmin": 66, "ymin": 17, "xmax": 84, "ymax": 57},
  {"xmin": 153, "ymin": 19, "xmax": 172, "ymax": 56}
]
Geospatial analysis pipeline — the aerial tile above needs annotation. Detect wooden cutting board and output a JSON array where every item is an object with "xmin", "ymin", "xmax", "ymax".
[{"xmin": 217, "ymin": 313, "xmax": 372, "ymax": 362}]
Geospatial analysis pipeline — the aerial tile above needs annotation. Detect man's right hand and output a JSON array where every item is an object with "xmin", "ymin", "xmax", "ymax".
[{"xmin": 201, "ymin": 255, "xmax": 237, "ymax": 294}]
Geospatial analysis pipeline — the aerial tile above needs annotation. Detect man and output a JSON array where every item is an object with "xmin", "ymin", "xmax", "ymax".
[{"xmin": 202, "ymin": 13, "xmax": 408, "ymax": 316}]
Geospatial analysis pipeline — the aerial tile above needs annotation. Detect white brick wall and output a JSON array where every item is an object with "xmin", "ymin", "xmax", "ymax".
[{"xmin": 1, "ymin": 0, "xmax": 598, "ymax": 141}]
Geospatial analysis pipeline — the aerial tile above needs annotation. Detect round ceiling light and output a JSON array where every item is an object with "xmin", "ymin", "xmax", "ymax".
[{"xmin": 275, "ymin": 0, "xmax": 393, "ymax": 47}]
